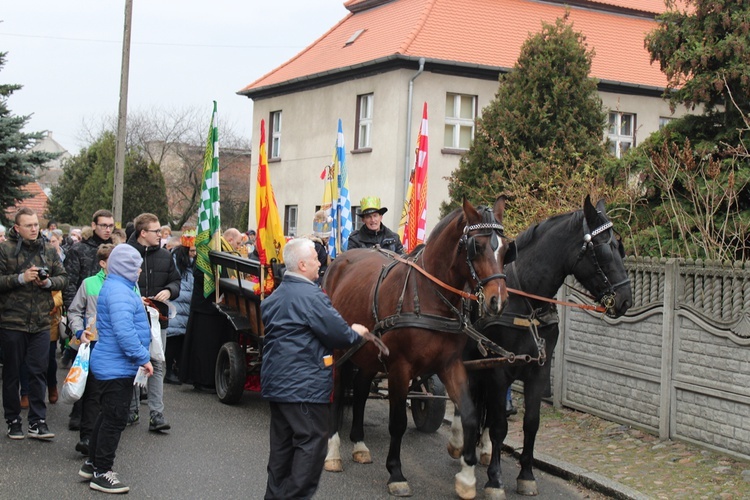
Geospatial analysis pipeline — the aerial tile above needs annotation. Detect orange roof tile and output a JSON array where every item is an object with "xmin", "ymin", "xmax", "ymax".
[
  {"xmin": 5, "ymin": 182, "xmax": 49, "ymax": 221},
  {"xmin": 240, "ymin": 0, "xmax": 669, "ymax": 95}
]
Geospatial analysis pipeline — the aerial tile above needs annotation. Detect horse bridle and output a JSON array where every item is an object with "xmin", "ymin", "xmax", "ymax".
[
  {"xmin": 574, "ymin": 217, "xmax": 631, "ymax": 312},
  {"xmin": 458, "ymin": 222, "xmax": 508, "ymax": 302}
]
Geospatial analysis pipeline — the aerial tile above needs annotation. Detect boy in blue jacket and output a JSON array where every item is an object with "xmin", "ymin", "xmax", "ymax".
[{"xmin": 78, "ymin": 244, "xmax": 153, "ymax": 494}]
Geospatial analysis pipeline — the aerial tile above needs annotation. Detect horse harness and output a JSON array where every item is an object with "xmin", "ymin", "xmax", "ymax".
[
  {"xmin": 572, "ymin": 216, "xmax": 631, "ymax": 313},
  {"xmin": 337, "ymin": 218, "xmax": 516, "ymax": 367}
]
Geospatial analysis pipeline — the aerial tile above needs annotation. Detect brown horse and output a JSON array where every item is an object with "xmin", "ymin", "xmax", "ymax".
[{"xmin": 323, "ymin": 197, "xmax": 515, "ymax": 498}]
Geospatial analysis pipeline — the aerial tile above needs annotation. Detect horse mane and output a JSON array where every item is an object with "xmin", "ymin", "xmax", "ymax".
[{"xmin": 514, "ymin": 209, "xmax": 583, "ymax": 251}]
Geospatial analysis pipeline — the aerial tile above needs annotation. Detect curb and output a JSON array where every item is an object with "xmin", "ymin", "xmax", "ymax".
[{"xmin": 501, "ymin": 437, "xmax": 651, "ymax": 500}]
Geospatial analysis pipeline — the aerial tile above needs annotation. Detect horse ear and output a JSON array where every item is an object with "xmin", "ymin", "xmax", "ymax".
[
  {"xmin": 461, "ymin": 197, "xmax": 480, "ymax": 224},
  {"xmin": 583, "ymin": 195, "xmax": 596, "ymax": 221},
  {"xmin": 595, "ymin": 198, "xmax": 607, "ymax": 213},
  {"xmin": 493, "ymin": 195, "xmax": 507, "ymax": 222}
]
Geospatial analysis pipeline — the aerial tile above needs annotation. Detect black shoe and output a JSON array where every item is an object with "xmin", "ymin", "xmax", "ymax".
[
  {"xmin": 75, "ymin": 438, "xmax": 90, "ymax": 456},
  {"xmin": 164, "ymin": 372, "xmax": 182, "ymax": 385},
  {"xmin": 149, "ymin": 412, "xmax": 171, "ymax": 432},
  {"xmin": 127, "ymin": 411, "xmax": 139, "ymax": 426},
  {"xmin": 7, "ymin": 419, "xmax": 24, "ymax": 440},
  {"xmin": 90, "ymin": 470, "xmax": 129, "ymax": 494},
  {"xmin": 79, "ymin": 461, "xmax": 94, "ymax": 480},
  {"xmin": 28, "ymin": 420, "xmax": 55, "ymax": 440}
]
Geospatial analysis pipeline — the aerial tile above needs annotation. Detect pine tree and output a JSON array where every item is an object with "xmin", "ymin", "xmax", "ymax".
[
  {"xmin": 443, "ymin": 16, "xmax": 616, "ymax": 234},
  {"xmin": 0, "ymin": 52, "xmax": 57, "ymax": 225}
]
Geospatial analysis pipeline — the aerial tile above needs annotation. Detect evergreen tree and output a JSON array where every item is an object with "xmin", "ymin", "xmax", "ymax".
[
  {"xmin": 0, "ymin": 52, "xmax": 57, "ymax": 225},
  {"xmin": 444, "ymin": 16, "xmax": 615, "ymax": 234},
  {"xmin": 645, "ymin": 0, "xmax": 750, "ymax": 137}
]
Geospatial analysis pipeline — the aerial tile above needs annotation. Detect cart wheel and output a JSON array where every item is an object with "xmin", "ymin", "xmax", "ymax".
[
  {"xmin": 410, "ymin": 374, "xmax": 446, "ymax": 433},
  {"xmin": 215, "ymin": 342, "xmax": 246, "ymax": 405}
]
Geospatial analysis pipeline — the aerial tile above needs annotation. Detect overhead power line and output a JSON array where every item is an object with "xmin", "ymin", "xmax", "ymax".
[{"xmin": 0, "ymin": 32, "xmax": 301, "ymax": 49}]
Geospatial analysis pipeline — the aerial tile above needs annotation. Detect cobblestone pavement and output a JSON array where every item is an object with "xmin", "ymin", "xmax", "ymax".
[{"xmin": 501, "ymin": 396, "xmax": 750, "ymax": 499}]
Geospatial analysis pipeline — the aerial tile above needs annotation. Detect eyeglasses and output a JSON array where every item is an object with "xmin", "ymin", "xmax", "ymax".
[
  {"xmin": 96, "ymin": 224, "xmax": 115, "ymax": 230},
  {"xmin": 144, "ymin": 229, "xmax": 162, "ymax": 234}
]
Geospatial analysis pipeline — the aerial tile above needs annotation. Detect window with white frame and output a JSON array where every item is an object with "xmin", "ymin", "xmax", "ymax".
[
  {"xmin": 607, "ymin": 112, "xmax": 635, "ymax": 158},
  {"xmin": 351, "ymin": 206, "xmax": 363, "ymax": 231},
  {"xmin": 444, "ymin": 93, "xmax": 476, "ymax": 149},
  {"xmin": 659, "ymin": 116, "xmax": 675, "ymax": 130},
  {"xmin": 355, "ymin": 94, "xmax": 373, "ymax": 149},
  {"xmin": 284, "ymin": 205, "xmax": 297, "ymax": 237},
  {"xmin": 270, "ymin": 111, "xmax": 282, "ymax": 159}
]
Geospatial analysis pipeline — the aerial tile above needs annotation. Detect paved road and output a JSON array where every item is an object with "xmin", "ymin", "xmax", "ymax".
[{"xmin": 0, "ymin": 380, "xmax": 605, "ymax": 499}]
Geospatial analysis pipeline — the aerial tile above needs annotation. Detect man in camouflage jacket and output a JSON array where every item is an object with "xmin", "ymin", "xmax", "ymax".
[{"xmin": 0, "ymin": 208, "xmax": 67, "ymax": 440}]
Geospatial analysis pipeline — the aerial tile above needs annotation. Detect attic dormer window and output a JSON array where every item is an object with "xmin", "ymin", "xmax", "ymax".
[{"xmin": 344, "ymin": 29, "xmax": 366, "ymax": 47}]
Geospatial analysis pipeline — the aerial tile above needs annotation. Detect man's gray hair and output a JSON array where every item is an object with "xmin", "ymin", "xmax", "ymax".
[{"xmin": 283, "ymin": 238, "xmax": 315, "ymax": 272}]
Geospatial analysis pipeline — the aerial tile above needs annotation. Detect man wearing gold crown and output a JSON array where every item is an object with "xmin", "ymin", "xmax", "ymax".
[{"xmin": 347, "ymin": 196, "xmax": 404, "ymax": 254}]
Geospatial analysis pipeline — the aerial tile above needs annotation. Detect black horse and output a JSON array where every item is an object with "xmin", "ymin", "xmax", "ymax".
[{"xmin": 447, "ymin": 196, "xmax": 632, "ymax": 499}]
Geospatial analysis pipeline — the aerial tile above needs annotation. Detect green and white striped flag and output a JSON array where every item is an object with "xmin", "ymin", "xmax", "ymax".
[{"xmin": 195, "ymin": 101, "xmax": 221, "ymax": 297}]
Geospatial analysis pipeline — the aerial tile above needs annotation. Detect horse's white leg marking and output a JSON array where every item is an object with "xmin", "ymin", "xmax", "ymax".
[
  {"xmin": 447, "ymin": 415, "xmax": 464, "ymax": 458},
  {"xmin": 454, "ymin": 456, "xmax": 477, "ymax": 499},
  {"xmin": 324, "ymin": 432, "xmax": 343, "ymax": 472},
  {"xmin": 478, "ymin": 427, "xmax": 492, "ymax": 466},
  {"xmin": 351, "ymin": 440, "xmax": 372, "ymax": 464}
]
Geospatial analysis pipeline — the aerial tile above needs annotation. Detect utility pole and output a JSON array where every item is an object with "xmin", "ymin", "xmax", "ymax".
[{"xmin": 112, "ymin": 0, "xmax": 133, "ymax": 227}]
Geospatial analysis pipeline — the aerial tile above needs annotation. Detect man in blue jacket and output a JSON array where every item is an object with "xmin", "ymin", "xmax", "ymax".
[{"xmin": 261, "ymin": 238, "xmax": 369, "ymax": 500}]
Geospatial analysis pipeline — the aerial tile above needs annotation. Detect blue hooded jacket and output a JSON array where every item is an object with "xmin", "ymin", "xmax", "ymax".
[{"xmin": 90, "ymin": 244, "xmax": 151, "ymax": 380}]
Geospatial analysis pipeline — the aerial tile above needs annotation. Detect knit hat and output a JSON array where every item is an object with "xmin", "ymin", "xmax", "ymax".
[{"xmin": 107, "ymin": 244, "xmax": 143, "ymax": 283}]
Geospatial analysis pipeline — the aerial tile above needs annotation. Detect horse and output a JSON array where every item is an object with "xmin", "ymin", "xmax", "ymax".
[
  {"xmin": 447, "ymin": 196, "xmax": 633, "ymax": 500},
  {"xmin": 322, "ymin": 197, "xmax": 516, "ymax": 499}
]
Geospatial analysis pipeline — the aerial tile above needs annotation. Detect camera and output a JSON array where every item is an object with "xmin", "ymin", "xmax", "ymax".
[{"xmin": 37, "ymin": 267, "xmax": 50, "ymax": 280}]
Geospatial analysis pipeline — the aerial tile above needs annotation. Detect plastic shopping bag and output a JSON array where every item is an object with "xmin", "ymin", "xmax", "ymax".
[
  {"xmin": 146, "ymin": 305, "xmax": 166, "ymax": 362},
  {"xmin": 60, "ymin": 343, "xmax": 90, "ymax": 404}
]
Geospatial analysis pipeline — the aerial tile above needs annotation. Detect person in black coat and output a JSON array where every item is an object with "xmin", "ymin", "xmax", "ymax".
[
  {"xmin": 126, "ymin": 213, "xmax": 180, "ymax": 432},
  {"xmin": 346, "ymin": 196, "xmax": 404, "ymax": 254}
]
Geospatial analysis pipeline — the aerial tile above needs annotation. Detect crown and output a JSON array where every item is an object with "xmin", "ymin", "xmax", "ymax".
[{"xmin": 180, "ymin": 229, "xmax": 196, "ymax": 247}]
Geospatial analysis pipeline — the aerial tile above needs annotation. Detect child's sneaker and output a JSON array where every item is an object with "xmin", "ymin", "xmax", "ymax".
[
  {"xmin": 79, "ymin": 461, "xmax": 94, "ymax": 480},
  {"xmin": 90, "ymin": 470, "xmax": 130, "ymax": 494}
]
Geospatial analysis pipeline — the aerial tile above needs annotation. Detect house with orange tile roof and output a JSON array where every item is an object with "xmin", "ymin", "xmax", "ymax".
[
  {"xmin": 238, "ymin": 0, "xmax": 692, "ymax": 235},
  {"xmin": 4, "ymin": 182, "xmax": 50, "ymax": 227}
]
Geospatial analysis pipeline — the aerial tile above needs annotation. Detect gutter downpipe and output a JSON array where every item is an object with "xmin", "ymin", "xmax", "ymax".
[{"xmin": 403, "ymin": 57, "xmax": 426, "ymax": 201}]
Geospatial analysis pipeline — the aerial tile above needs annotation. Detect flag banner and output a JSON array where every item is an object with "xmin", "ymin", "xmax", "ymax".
[
  {"xmin": 195, "ymin": 101, "xmax": 221, "ymax": 297},
  {"xmin": 328, "ymin": 119, "xmax": 353, "ymax": 258},
  {"xmin": 255, "ymin": 119, "xmax": 286, "ymax": 266},
  {"xmin": 399, "ymin": 102, "xmax": 429, "ymax": 252}
]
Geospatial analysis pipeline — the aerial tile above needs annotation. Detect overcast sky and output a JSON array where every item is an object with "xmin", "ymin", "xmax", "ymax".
[{"xmin": 1, "ymin": 1, "xmax": 347, "ymax": 152}]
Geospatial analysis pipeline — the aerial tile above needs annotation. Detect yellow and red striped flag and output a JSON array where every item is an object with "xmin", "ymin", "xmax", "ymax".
[{"xmin": 255, "ymin": 119, "xmax": 286, "ymax": 265}]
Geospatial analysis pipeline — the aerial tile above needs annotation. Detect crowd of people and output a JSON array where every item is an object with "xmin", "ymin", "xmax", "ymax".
[{"xmin": 0, "ymin": 194, "xmax": 408, "ymax": 496}]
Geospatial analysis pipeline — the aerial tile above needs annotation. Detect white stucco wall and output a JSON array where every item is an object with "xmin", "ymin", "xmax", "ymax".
[{"xmin": 247, "ymin": 69, "xmax": 689, "ymax": 237}]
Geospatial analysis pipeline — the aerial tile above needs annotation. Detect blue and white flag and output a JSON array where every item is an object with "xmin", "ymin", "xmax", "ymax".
[{"xmin": 328, "ymin": 119, "xmax": 353, "ymax": 258}]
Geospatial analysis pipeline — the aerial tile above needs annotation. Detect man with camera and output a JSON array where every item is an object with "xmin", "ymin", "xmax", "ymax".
[{"xmin": 0, "ymin": 207, "xmax": 67, "ymax": 440}]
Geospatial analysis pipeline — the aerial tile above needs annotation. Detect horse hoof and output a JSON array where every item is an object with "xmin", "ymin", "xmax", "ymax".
[
  {"xmin": 479, "ymin": 452, "xmax": 491, "ymax": 466},
  {"xmin": 484, "ymin": 487, "xmax": 507, "ymax": 500},
  {"xmin": 388, "ymin": 481, "xmax": 412, "ymax": 497},
  {"xmin": 517, "ymin": 479, "xmax": 538, "ymax": 496},
  {"xmin": 324, "ymin": 458, "xmax": 343, "ymax": 472},
  {"xmin": 454, "ymin": 476, "xmax": 476, "ymax": 499},
  {"xmin": 447, "ymin": 442, "xmax": 462, "ymax": 459},
  {"xmin": 352, "ymin": 450, "xmax": 372, "ymax": 464}
]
